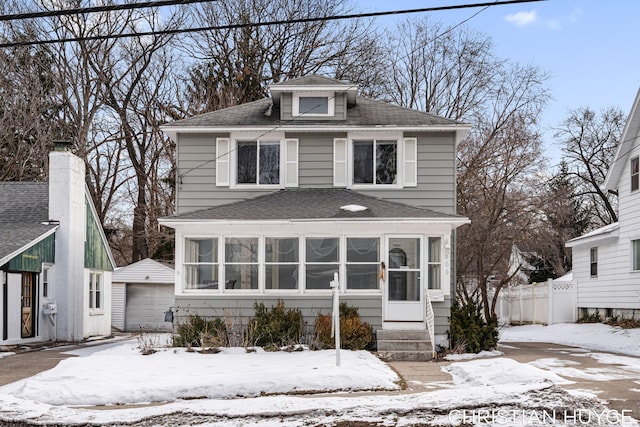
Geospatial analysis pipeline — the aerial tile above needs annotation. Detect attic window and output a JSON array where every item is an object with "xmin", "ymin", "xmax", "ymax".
[{"xmin": 292, "ymin": 92, "xmax": 334, "ymax": 117}]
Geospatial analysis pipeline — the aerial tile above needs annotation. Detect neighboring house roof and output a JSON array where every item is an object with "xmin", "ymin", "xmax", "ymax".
[
  {"xmin": 113, "ymin": 258, "xmax": 175, "ymax": 284},
  {"xmin": 161, "ymin": 95, "xmax": 466, "ymax": 133},
  {"xmin": 0, "ymin": 182, "xmax": 58, "ymax": 265},
  {"xmin": 161, "ymin": 188, "xmax": 469, "ymax": 223},
  {"xmin": 604, "ymin": 87, "xmax": 640, "ymax": 191},
  {"xmin": 565, "ymin": 222, "xmax": 620, "ymax": 247},
  {"xmin": 553, "ymin": 271, "xmax": 573, "ymax": 283}
]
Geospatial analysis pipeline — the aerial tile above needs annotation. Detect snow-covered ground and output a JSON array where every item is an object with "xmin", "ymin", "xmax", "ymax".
[{"xmin": 0, "ymin": 323, "xmax": 638, "ymax": 426}]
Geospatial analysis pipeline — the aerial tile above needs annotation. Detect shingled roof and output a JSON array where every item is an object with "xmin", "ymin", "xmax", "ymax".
[
  {"xmin": 162, "ymin": 94, "xmax": 463, "ymax": 129},
  {"xmin": 162, "ymin": 188, "xmax": 466, "ymax": 222},
  {"xmin": 0, "ymin": 182, "xmax": 57, "ymax": 263}
]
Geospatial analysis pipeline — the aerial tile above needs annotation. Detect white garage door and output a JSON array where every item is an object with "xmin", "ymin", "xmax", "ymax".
[{"xmin": 125, "ymin": 283, "xmax": 174, "ymax": 332}]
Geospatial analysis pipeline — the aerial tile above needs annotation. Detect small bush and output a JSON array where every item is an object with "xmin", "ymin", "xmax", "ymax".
[
  {"xmin": 248, "ymin": 300, "xmax": 304, "ymax": 348},
  {"xmin": 173, "ymin": 315, "xmax": 227, "ymax": 348},
  {"xmin": 314, "ymin": 303, "xmax": 374, "ymax": 350},
  {"xmin": 577, "ymin": 309, "xmax": 602, "ymax": 324},
  {"xmin": 448, "ymin": 299, "xmax": 498, "ymax": 353},
  {"xmin": 607, "ymin": 316, "xmax": 640, "ymax": 329}
]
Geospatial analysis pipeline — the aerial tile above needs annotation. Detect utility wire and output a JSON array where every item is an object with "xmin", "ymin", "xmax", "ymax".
[
  {"xmin": 0, "ymin": 0, "xmax": 546, "ymax": 48},
  {"xmin": 177, "ymin": 1, "xmax": 507, "ymax": 180},
  {"xmin": 0, "ymin": 0, "xmax": 216, "ymax": 22}
]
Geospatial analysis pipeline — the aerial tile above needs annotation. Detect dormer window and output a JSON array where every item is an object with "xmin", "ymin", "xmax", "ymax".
[{"xmin": 292, "ymin": 92, "xmax": 334, "ymax": 117}]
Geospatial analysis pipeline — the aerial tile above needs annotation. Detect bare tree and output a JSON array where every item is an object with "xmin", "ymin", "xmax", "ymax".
[
  {"xmin": 179, "ymin": 0, "xmax": 376, "ymax": 114},
  {"xmin": 0, "ymin": 2, "xmax": 63, "ymax": 181},
  {"xmin": 554, "ymin": 107, "xmax": 625, "ymax": 228},
  {"xmin": 382, "ymin": 17, "xmax": 550, "ymax": 320}
]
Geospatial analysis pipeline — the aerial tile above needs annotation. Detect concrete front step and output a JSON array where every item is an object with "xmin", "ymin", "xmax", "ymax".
[
  {"xmin": 377, "ymin": 350, "xmax": 434, "ymax": 362},
  {"xmin": 377, "ymin": 339, "xmax": 432, "ymax": 352},
  {"xmin": 376, "ymin": 329, "xmax": 434, "ymax": 361}
]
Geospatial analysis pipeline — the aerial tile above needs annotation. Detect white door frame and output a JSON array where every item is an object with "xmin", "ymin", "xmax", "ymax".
[{"xmin": 383, "ymin": 235, "xmax": 424, "ymax": 322}]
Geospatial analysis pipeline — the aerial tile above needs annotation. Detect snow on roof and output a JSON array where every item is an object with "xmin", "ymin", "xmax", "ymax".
[{"xmin": 565, "ymin": 222, "xmax": 619, "ymax": 247}]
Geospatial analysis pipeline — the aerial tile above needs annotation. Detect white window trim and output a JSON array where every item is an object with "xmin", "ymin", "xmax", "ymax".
[
  {"xmin": 179, "ymin": 233, "xmax": 449, "ymax": 297},
  {"xmin": 223, "ymin": 236, "xmax": 260, "ymax": 293},
  {"xmin": 347, "ymin": 131, "xmax": 404, "ymax": 189},
  {"xmin": 183, "ymin": 237, "xmax": 220, "ymax": 293},
  {"xmin": 631, "ymin": 239, "xmax": 640, "ymax": 272},
  {"xmin": 228, "ymin": 131, "xmax": 293, "ymax": 189},
  {"xmin": 631, "ymin": 156, "xmax": 639, "ymax": 193},
  {"xmin": 264, "ymin": 236, "xmax": 301, "ymax": 293},
  {"xmin": 292, "ymin": 91, "xmax": 335, "ymax": 117},
  {"xmin": 344, "ymin": 236, "xmax": 383, "ymax": 293},
  {"xmin": 88, "ymin": 271, "xmax": 104, "ymax": 314}
]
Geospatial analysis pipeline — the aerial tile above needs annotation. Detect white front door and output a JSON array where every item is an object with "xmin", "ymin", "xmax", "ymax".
[{"xmin": 384, "ymin": 237, "xmax": 424, "ymax": 321}]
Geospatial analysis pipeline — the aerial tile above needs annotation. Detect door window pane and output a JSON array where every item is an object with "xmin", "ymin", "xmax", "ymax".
[{"xmin": 388, "ymin": 238, "xmax": 421, "ymax": 301}]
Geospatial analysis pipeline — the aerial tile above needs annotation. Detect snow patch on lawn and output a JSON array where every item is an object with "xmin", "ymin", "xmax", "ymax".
[{"xmin": 444, "ymin": 350, "xmax": 503, "ymax": 361}]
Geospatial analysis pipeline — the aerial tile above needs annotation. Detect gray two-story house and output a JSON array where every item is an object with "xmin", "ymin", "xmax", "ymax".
[{"xmin": 159, "ymin": 75, "xmax": 469, "ymax": 357}]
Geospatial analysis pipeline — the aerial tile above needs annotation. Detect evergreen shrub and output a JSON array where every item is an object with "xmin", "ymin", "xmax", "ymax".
[{"xmin": 448, "ymin": 299, "xmax": 498, "ymax": 353}]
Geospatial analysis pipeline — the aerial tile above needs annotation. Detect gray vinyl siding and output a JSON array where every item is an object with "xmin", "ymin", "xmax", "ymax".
[
  {"xmin": 432, "ymin": 297, "xmax": 452, "ymax": 337},
  {"xmin": 173, "ymin": 294, "xmax": 451, "ymax": 336},
  {"xmin": 280, "ymin": 93, "xmax": 347, "ymax": 121},
  {"xmin": 295, "ymin": 132, "xmax": 345, "ymax": 187},
  {"xmin": 174, "ymin": 294, "xmax": 382, "ymax": 331},
  {"xmin": 176, "ymin": 131, "xmax": 457, "ymax": 215},
  {"xmin": 357, "ymin": 132, "xmax": 456, "ymax": 214}
]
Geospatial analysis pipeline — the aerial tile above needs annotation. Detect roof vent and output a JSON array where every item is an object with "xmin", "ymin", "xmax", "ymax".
[{"xmin": 340, "ymin": 204, "xmax": 367, "ymax": 212}]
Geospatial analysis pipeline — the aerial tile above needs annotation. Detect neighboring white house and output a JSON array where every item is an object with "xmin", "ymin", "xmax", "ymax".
[
  {"xmin": 112, "ymin": 258, "xmax": 174, "ymax": 332},
  {"xmin": 0, "ymin": 142, "xmax": 115, "ymax": 345},
  {"xmin": 566, "ymin": 88, "xmax": 640, "ymax": 319}
]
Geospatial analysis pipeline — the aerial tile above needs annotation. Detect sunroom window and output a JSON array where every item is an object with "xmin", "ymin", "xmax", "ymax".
[
  {"xmin": 353, "ymin": 140, "xmax": 397, "ymax": 185},
  {"xmin": 346, "ymin": 238, "xmax": 379, "ymax": 290},
  {"xmin": 225, "ymin": 238, "xmax": 259, "ymax": 290},
  {"xmin": 184, "ymin": 238, "xmax": 218, "ymax": 289},
  {"xmin": 305, "ymin": 238, "xmax": 339, "ymax": 290},
  {"xmin": 265, "ymin": 237, "xmax": 299, "ymax": 290},
  {"xmin": 427, "ymin": 237, "xmax": 441, "ymax": 290},
  {"xmin": 237, "ymin": 141, "xmax": 280, "ymax": 185}
]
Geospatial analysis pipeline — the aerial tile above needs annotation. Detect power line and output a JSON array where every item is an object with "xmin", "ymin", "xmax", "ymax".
[
  {"xmin": 0, "ymin": 0, "xmax": 216, "ymax": 22},
  {"xmin": 0, "ymin": 0, "xmax": 546, "ymax": 48},
  {"xmin": 178, "ymin": 1, "xmax": 506, "ymax": 180}
]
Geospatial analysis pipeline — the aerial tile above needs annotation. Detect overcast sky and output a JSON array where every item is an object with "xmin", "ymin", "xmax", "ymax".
[{"xmin": 362, "ymin": 0, "xmax": 640, "ymax": 166}]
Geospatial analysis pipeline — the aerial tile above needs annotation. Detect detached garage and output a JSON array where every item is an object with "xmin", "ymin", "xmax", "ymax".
[{"xmin": 112, "ymin": 258, "xmax": 174, "ymax": 332}]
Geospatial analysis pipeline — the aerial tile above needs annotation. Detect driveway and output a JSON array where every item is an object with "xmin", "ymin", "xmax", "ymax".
[{"xmin": 496, "ymin": 342, "xmax": 640, "ymax": 418}]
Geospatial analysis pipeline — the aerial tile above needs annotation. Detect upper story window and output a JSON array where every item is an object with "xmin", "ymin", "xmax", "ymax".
[
  {"xmin": 237, "ymin": 140, "xmax": 280, "ymax": 185},
  {"xmin": 216, "ymin": 137, "xmax": 298, "ymax": 188},
  {"xmin": 590, "ymin": 247, "xmax": 598, "ymax": 277},
  {"xmin": 334, "ymin": 136, "xmax": 417, "ymax": 189},
  {"xmin": 353, "ymin": 140, "xmax": 397, "ymax": 185},
  {"xmin": 292, "ymin": 92, "xmax": 335, "ymax": 117},
  {"xmin": 631, "ymin": 156, "xmax": 639, "ymax": 192}
]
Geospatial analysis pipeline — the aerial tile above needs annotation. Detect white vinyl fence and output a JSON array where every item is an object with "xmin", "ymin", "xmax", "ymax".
[{"xmin": 497, "ymin": 278, "xmax": 577, "ymax": 325}]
